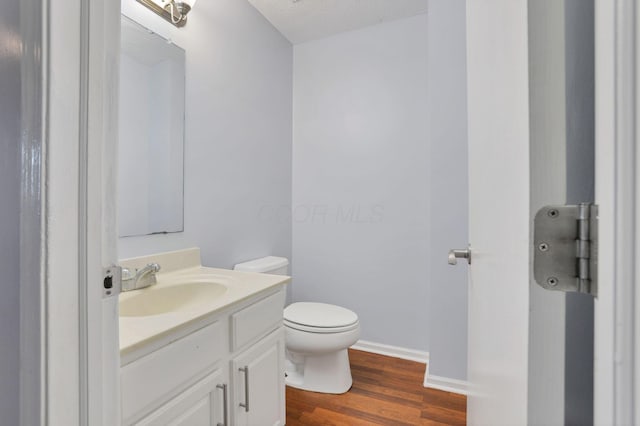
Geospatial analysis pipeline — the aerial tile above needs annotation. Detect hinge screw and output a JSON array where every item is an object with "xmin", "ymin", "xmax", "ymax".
[
  {"xmin": 538, "ymin": 242, "xmax": 549, "ymax": 252},
  {"xmin": 548, "ymin": 209, "xmax": 559, "ymax": 218},
  {"xmin": 547, "ymin": 277, "xmax": 558, "ymax": 286}
]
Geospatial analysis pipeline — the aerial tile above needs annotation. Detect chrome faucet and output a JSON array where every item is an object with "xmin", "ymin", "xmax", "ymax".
[{"xmin": 121, "ymin": 263, "xmax": 161, "ymax": 292}]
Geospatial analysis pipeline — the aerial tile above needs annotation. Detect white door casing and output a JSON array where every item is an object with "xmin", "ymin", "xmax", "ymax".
[
  {"xmin": 594, "ymin": 0, "xmax": 639, "ymax": 423},
  {"xmin": 593, "ymin": 0, "xmax": 615, "ymax": 422}
]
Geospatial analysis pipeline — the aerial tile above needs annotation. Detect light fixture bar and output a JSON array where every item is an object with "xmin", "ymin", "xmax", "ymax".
[{"xmin": 136, "ymin": 0, "xmax": 187, "ymax": 27}]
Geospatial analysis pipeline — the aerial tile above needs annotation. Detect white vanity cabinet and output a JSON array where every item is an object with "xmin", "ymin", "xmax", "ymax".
[
  {"xmin": 228, "ymin": 289, "xmax": 287, "ymax": 426},
  {"xmin": 135, "ymin": 369, "xmax": 227, "ymax": 426},
  {"xmin": 232, "ymin": 329, "xmax": 286, "ymax": 426},
  {"xmin": 121, "ymin": 287, "xmax": 286, "ymax": 426}
]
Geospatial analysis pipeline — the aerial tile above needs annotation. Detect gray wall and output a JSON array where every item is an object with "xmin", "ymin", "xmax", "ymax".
[
  {"xmin": 292, "ymin": 15, "xmax": 430, "ymax": 351},
  {"xmin": 0, "ymin": 0, "xmax": 21, "ymax": 422},
  {"xmin": 426, "ymin": 0, "xmax": 469, "ymax": 380},
  {"xmin": 293, "ymin": 9, "xmax": 469, "ymax": 379},
  {"xmin": 118, "ymin": 0, "xmax": 293, "ymax": 271}
]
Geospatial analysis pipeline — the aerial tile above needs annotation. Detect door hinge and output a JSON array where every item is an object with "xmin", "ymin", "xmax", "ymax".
[
  {"xmin": 533, "ymin": 203, "xmax": 598, "ymax": 296},
  {"xmin": 103, "ymin": 265, "xmax": 122, "ymax": 298}
]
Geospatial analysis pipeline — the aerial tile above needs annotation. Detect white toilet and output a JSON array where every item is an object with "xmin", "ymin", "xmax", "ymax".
[{"xmin": 233, "ymin": 256, "xmax": 360, "ymax": 394}]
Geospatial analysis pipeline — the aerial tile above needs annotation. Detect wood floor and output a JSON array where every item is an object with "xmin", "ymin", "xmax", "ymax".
[{"xmin": 286, "ymin": 349, "xmax": 467, "ymax": 426}]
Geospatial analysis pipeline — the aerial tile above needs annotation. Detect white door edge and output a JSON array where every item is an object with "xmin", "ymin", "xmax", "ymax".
[
  {"xmin": 465, "ymin": 1, "xmax": 531, "ymax": 424},
  {"xmin": 85, "ymin": 0, "xmax": 122, "ymax": 423},
  {"xmin": 45, "ymin": 0, "xmax": 121, "ymax": 424}
]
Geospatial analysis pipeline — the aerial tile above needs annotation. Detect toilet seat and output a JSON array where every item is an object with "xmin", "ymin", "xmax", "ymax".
[
  {"xmin": 284, "ymin": 302, "xmax": 359, "ymax": 334},
  {"xmin": 284, "ymin": 319, "xmax": 359, "ymax": 333}
]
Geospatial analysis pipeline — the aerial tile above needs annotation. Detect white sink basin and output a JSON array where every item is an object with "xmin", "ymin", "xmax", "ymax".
[{"xmin": 120, "ymin": 281, "xmax": 227, "ymax": 317}]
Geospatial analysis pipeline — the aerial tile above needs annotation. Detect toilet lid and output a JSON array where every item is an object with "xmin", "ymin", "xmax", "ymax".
[{"xmin": 284, "ymin": 302, "xmax": 358, "ymax": 329}]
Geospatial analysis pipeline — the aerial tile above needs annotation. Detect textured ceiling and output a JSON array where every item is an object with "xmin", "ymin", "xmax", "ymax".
[{"xmin": 246, "ymin": 0, "xmax": 428, "ymax": 44}]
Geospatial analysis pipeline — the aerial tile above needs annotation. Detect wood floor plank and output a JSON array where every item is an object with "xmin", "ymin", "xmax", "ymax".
[
  {"xmin": 286, "ymin": 349, "xmax": 467, "ymax": 425},
  {"xmin": 423, "ymin": 389, "xmax": 467, "ymax": 412},
  {"xmin": 301, "ymin": 407, "xmax": 395, "ymax": 426},
  {"xmin": 419, "ymin": 417, "xmax": 457, "ymax": 426},
  {"xmin": 421, "ymin": 404, "xmax": 467, "ymax": 425},
  {"xmin": 288, "ymin": 386, "xmax": 422, "ymax": 424},
  {"xmin": 285, "ymin": 397, "xmax": 315, "ymax": 420},
  {"xmin": 349, "ymin": 385, "xmax": 424, "ymax": 410},
  {"xmin": 351, "ymin": 379, "xmax": 424, "ymax": 403}
]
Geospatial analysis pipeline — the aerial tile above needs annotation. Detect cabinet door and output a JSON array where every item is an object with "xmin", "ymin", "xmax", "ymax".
[
  {"xmin": 232, "ymin": 329, "xmax": 285, "ymax": 426},
  {"xmin": 134, "ymin": 369, "xmax": 228, "ymax": 426}
]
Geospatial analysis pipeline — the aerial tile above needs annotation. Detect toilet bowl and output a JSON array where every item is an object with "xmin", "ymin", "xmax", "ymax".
[
  {"xmin": 283, "ymin": 302, "xmax": 360, "ymax": 394},
  {"xmin": 233, "ymin": 257, "xmax": 360, "ymax": 394}
]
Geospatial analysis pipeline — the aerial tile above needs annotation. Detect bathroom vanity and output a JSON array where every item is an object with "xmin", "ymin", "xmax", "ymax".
[{"xmin": 119, "ymin": 248, "xmax": 289, "ymax": 426}]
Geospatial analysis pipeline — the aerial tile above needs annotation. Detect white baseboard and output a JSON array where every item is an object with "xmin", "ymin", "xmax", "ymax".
[
  {"xmin": 423, "ymin": 371, "xmax": 470, "ymax": 395},
  {"xmin": 350, "ymin": 340, "xmax": 469, "ymax": 396},
  {"xmin": 350, "ymin": 340, "xmax": 429, "ymax": 364}
]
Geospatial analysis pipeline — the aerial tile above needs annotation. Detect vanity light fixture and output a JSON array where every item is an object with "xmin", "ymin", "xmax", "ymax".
[{"xmin": 136, "ymin": 0, "xmax": 197, "ymax": 28}]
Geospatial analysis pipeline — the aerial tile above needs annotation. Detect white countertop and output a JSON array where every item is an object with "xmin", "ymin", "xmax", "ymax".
[{"xmin": 119, "ymin": 261, "xmax": 289, "ymax": 356}]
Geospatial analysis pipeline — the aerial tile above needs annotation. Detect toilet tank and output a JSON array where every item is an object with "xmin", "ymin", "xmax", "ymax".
[{"xmin": 233, "ymin": 256, "xmax": 289, "ymax": 275}]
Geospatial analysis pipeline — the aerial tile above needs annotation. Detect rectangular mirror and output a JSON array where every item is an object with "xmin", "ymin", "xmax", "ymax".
[{"xmin": 118, "ymin": 15, "xmax": 185, "ymax": 237}]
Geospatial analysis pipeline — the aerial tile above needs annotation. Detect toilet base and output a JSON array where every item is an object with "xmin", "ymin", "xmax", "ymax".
[{"xmin": 285, "ymin": 348, "xmax": 353, "ymax": 394}]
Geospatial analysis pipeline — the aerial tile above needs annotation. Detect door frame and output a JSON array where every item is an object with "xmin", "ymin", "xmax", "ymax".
[
  {"xmin": 594, "ymin": 0, "xmax": 639, "ymax": 423},
  {"xmin": 21, "ymin": 0, "xmax": 121, "ymax": 424}
]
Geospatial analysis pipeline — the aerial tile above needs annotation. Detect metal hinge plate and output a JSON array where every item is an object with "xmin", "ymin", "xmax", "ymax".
[
  {"xmin": 533, "ymin": 203, "xmax": 598, "ymax": 296},
  {"xmin": 103, "ymin": 265, "xmax": 122, "ymax": 298}
]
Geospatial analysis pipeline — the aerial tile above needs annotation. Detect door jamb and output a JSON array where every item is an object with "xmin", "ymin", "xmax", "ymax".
[{"xmin": 594, "ymin": 0, "xmax": 638, "ymax": 423}]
